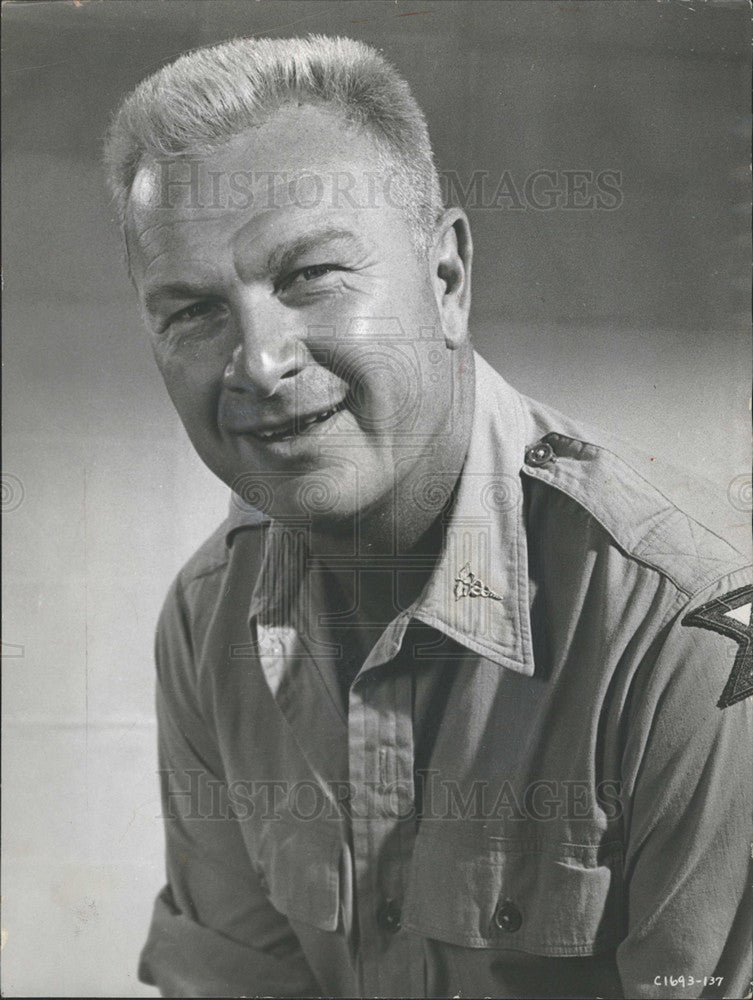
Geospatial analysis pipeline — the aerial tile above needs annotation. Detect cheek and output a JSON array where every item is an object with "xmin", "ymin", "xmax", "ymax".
[
  {"xmin": 331, "ymin": 343, "xmax": 441, "ymax": 437},
  {"xmin": 154, "ymin": 347, "xmax": 223, "ymax": 423}
]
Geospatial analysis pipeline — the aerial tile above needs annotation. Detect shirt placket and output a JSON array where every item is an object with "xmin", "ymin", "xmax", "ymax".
[{"xmin": 348, "ymin": 633, "xmax": 425, "ymax": 997}]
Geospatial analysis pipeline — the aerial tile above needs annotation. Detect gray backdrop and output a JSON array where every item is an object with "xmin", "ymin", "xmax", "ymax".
[{"xmin": 2, "ymin": 1, "xmax": 750, "ymax": 995}]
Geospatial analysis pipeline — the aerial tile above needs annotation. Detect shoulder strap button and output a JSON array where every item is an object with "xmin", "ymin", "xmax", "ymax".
[{"xmin": 525, "ymin": 441, "xmax": 556, "ymax": 467}]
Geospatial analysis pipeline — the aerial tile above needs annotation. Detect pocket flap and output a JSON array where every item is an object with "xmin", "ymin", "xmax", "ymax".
[{"xmin": 402, "ymin": 829, "xmax": 623, "ymax": 956}]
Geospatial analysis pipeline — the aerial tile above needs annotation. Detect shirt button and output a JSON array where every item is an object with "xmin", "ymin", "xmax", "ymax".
[
  {"xmin": 494, "ymin": 900, "xmax": 522, "ymax": 933},
  {"xmin": 525, "ymin": 441, "xmax": 555, "ymax": 467},
  {"xmin": 377, "ymin": 897, "xmax": 402, "ymax": 933}
]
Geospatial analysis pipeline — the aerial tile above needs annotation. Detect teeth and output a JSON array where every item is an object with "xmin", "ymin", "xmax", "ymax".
[{"xmin": 256, "ymin": 405, "xmax": 342, "ymax": 441}]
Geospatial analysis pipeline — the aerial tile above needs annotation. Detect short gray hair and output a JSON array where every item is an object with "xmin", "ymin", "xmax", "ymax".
[{"xmin": 104, "ymin": 34, "xmax": 444, "ymax": 254}]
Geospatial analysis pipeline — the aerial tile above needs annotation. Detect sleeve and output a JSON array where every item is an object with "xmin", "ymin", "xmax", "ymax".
[
  {"xmin": 138, "ymin": 577, "xmax": 322, "ymax": 998},
  {"xmin": 616, "ymin": 588, "xmax": 753, "ymax": 1000}
]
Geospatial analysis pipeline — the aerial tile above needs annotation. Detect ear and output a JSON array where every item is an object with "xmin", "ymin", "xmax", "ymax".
[{"xmin": 430, "ymin": 208, "xmax": 473, "ymax": 349}]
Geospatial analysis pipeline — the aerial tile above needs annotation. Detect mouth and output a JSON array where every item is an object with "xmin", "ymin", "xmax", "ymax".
[{"xmin": 250, "ymin": 400, "xmax": 348, "ymax": 442}]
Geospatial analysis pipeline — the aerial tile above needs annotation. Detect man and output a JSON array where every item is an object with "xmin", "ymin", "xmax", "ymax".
[{"xmin": 105, "ymin": 35, "xmax": 752, "ymax": 999}]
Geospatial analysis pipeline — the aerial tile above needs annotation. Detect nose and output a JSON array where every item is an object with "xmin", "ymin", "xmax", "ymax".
[{"xmin": 223, "ymin": 294, "xmax": 306, "ymax": 398}]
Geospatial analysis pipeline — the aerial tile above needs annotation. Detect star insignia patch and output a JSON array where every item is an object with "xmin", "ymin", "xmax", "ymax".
[
  {"xmin": 453, "ymin": 563, "xmax": 503, "ymax": 602},
  {"xmin": 682, "ymin": 584, "xmax": 753, "ymax": 709}
]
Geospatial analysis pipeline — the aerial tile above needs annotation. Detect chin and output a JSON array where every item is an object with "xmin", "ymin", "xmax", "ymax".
[{"xmin": 229, "ymin": 464, "xmax": 362, "ymax": 525}]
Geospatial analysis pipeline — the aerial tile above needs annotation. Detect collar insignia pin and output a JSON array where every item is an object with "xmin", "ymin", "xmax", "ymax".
[{"xmin": 453, "ymin": 563, "xmax": 503, "ymax": 602}]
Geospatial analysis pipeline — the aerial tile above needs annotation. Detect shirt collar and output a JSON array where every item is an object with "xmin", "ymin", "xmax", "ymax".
[
  {"xmin": 410, "ymin": 353, "xmax": 534, "ymax": 675},
  {"xmin": 225, "ymin": 493, "xmax": 270, "ymax": 539},
  {"xmin": 225, "ymin": 352, "xmax": 535, "ymax": 676}
]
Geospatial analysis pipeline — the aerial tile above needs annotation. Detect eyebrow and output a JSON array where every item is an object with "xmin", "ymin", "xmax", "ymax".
[
  {"xmin": 265, "ymin": 227, "xmax": 364, "ymax": 276},
  {"xmin": 143, "ymin": 226, "xmax": 364, "ymax": 314},
  {"xmin": 144, "ymin": 281, "xmax": 209, "ymax": 314}
]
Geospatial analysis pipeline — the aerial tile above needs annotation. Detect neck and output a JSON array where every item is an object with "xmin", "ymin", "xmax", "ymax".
[
  {"xmin": 309, "ymin": 495, "xmax": 456, "ymax": 630},
  {"xmin": 308, "ymin": 350, "xmax": 476, "ymax": 621}
]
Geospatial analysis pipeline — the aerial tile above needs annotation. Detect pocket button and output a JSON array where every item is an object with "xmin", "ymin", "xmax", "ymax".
[
  {"xmin": 377, "ymin": 897, "xmax": 402, "ymax": 933},
  {"xmin": 494, "ymin": 900, "xmax": 522, "ymax": 933}
]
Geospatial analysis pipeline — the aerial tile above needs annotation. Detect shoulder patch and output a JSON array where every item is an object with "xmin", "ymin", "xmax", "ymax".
[
  {"xmin": 682, "ymin": 584, "xmax": 753, "ymax": 709},
  {"xmin": 521, "ymin": 432, "xmax": 746, "ymax": 595}
]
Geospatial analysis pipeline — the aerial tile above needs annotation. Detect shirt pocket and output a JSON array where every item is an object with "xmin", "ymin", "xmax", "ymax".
[
  {"xmin": 253, "ymin": 819, "xmax": 342, "ymax": 932},
  {"xmin": 402, "ymin": 828, "xmax": 623, "ymax": 957}
]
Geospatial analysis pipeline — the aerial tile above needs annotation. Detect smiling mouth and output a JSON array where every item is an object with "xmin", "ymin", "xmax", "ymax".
[{"xmin": 252, "ymin": 401, "xmax": 347, "ymax": 442}]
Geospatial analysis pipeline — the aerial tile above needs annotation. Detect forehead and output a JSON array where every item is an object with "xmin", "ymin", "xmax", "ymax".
[{"xmin": 126, "ymin": 104, "xmax": 410, "ymax": 276}]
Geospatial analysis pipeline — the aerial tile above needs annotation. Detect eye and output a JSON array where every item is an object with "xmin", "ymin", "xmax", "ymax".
[
  {"xmin": 167, "ymin": 300, "xmax": 226, "ymax": 330},
  {"xmin": 277, "ymin": 263, "xmax": 344, "ymax": 293},
  {"xmin": 299, "ymin": 264, "xmax": 338, "ymax": 281}
]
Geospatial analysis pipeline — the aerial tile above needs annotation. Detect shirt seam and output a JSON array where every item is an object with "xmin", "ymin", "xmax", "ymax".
[
  {"xmin": 675, "ymin": 563, "xmax": 753, "ymax": 605},
  {"xmin": 179, "ymin": 557, "xmax": 231, "ymax": 589}
]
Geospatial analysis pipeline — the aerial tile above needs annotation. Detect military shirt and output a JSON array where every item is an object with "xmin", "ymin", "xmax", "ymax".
[{"xmin": 139, "ymin": 354, "xmax": 752, "ymax": 999}]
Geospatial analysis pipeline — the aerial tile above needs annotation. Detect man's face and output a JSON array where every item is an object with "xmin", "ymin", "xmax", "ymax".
[{"xmin": 127, "ymin": 104, "xmax": 470, "ymax": 524}]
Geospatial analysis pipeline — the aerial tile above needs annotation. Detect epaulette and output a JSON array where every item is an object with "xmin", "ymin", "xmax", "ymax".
[{"xmin": 520, "ymin": 432, "xmax": 749, "ymax": 597}]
